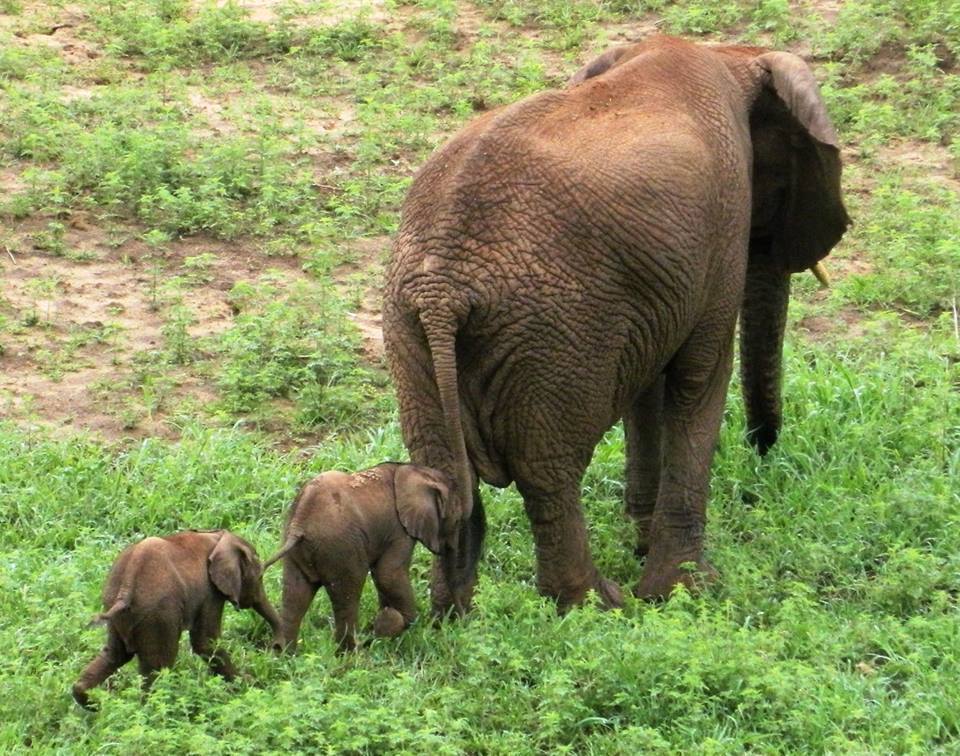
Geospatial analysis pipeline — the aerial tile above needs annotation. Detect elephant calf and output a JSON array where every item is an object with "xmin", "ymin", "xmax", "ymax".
[
  {"xmin": 265, "ymin": 463, "xmax": 451, "ymax": 652},
  {"xmin": 72, "ymin": 530, "xmax": 281, "ymax": 710}
]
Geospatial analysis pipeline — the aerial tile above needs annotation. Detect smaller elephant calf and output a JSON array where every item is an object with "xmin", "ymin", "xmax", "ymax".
[
  {"xmin": 265, "ymin": 463, "xmax": 451, "ymax": 652},
  {"xmin": 73, "ymin": 530, "xmax": 281, "ymax": 710}
]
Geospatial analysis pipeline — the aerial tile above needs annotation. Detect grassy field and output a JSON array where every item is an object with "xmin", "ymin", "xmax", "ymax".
[{"xmin": 1, "ymin": 0, "xmax": 959, "ymax": 751}]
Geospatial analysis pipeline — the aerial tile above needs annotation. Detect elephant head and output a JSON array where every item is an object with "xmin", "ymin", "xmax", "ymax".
[
  {"xmin": 569, "ymin": 40, "xmax": 850, "ymax": 454},
  {"xmin": 739, "ymin": 50, "xmax": 850, "ymax": 453},
  {"xmin": 209, "ymin": 531, "xmax": 271, "ymax": 610}
]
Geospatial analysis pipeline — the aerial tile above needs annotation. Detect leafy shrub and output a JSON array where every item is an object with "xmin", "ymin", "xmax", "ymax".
[{"xmin": 216, "ymin": 279, "xmax": 390, "ymax": 430}]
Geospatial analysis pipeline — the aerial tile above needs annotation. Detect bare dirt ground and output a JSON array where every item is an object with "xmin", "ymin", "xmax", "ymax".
[
  {"xmin": 0, "ymin": 219, "xmax": 314, "ymax": 438},
  {"xmin": 0, "ymin": 0, "xmax": 392, "ymax": 441},
  {"xmin": 331, "ymin": 234, "xmax": 388, "ymax": 361},
  {"xmin": 206, "ymin": 0, "xmax": 391, "ymax": 27}
]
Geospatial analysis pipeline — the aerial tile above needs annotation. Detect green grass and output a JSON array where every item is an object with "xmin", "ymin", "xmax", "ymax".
[
  {"xmin": 1, "ymin": 0, "xmax": 959, "ymax": 751},
  {"xmin": 2, "ymin": 327, "xmax": 958, "ymax": 751},
  {"xmin": 214, "ymin": 277, "xmax": 391, "ymax": 430}
]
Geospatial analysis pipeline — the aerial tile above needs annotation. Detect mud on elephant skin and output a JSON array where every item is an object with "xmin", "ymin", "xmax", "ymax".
[
  {"xmin": 72, "ymin": 530, "xmax": 281, "ymax": 710},
  {"xmin": 264, "ymin": 462, "xmax": 464, "ymax": 652},
  {"xmin": 383, "ymin": 35, "xmax": 849, "ymax": 609}
]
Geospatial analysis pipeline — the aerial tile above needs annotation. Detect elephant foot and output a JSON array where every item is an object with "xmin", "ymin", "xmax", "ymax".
[
  {"xmin": 631, "ymin": 514, "xmax": 653, "ymax": 559},
  {"xmin": 72, "ymin": 683, "xmax": 96, "ymax": 711},
  {"xmin": 551, "ymin": 574, "xmax": 624, "ymax": 613},
  {"xmin": 634, "ymin": 559, "xmax": 717, "ymax": 601},
  {"xmin": 596, "ymin": 576, "xmax": 625, "ymax": 610},
  {"xmin": 271, "ymin": 637, "xmax": 296, "ymax": 654},
  {"xmin": 372, "ymin": 607, "xmax": 407, "ymax": 638},
  {"xmin": 268, "ymin": 631, "xmax": 288, "ymax": 653},
  {"xmin": 430, "ymin": 592, "xmax": 473, "ymax": 620}
]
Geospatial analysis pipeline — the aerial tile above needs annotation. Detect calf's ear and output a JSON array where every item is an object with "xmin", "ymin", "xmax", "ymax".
[
  {"xmin": 394, "ymin": 466, "xmax": 447, "ymax": 555},
  {"xmin": 208, "ymin": 532, "xmax": 251, "ymax": 606}
]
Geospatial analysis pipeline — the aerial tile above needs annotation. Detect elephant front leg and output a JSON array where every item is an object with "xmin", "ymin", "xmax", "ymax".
[
  {"xmin": 635, "ymin": 334, "xmax": 733, "ymax": 600},
  {"xmin": 190, "ymin": 603, "xmax": 236, "ymax": 681},
  {"xmin": 371, "ymin": 543, "xmax": 417, "ymax": 637},
  {"xmin": 624, "ymin": 375, "xmax": 664, "ymax": 558},
  {"xmin": 520, "ymin": 485, "xmax": 623, "ymax": 611}
]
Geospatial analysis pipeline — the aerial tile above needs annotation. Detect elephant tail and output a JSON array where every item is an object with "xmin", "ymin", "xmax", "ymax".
[
  {"xmin": 422, "ymin": 317, "xmax": 484, "ymax": 614},
  {"xmin": 264, "ymin": 479, "xmax": 317, "ymax": 570},
  {"xmin": 263, "ymin": 533, "xmax": 302, "ymax": 571},
  {"xmin": 421, "ymin": 321, "xmax": 473, "ymax": 531},
  {"xmin": 88, "ymin": 594, "xmax": 129, "ymax": 628}
]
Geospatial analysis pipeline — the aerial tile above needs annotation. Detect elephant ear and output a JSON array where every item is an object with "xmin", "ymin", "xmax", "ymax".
[
  {"xmin": 394, "ymin": 465, "xmax": 447, "ymax": 555},
  {"xmin": 208, "ymin": 532, "xmax": 256, "ymax": 607},
  {"xmin": 751, "ymin": 51, "xmax": 850, "ymax": 273},
  {"xmin": 567, "ymin": 44, "xmax": 640, "ymax": 86}
]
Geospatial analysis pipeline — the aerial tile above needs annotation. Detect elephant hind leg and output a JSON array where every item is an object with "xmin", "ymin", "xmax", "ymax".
[
  {"xmin": 72, "ymin": 629, "xmax": 133, "ymax": 710},
  {"xmin": 134, "ymin": 619, "xmax": 180, "ymax": 694},
  {"xmin": 624, "ymin": 374, "xmax": 665, "ymax": 558},
  {"xmin": 516, "ymin": 472, "xmax": 623, "ymax": 612},
  {"xmin": 326, "ymin": 571, "xmax": 366, "ymax": 653},
  {"xmin": 277, "ymin": 562, "xmax": 320, "ymax": 653},
  {"xmin": 636, "ymin": 321, "xmax": 734, "ymax": 600}
]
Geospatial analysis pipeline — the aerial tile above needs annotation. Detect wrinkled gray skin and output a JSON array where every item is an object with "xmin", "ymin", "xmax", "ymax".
[
  {"xmin": 72, "ymin": 530, "xmax": 281, "ymax": 710},
  {"xmin": 265, "ymin": 463, "xmax": 452, "ymax": 652},
  {"xmin": 382, "ymin": 36, "xmax": 849, "ymax": 613}
]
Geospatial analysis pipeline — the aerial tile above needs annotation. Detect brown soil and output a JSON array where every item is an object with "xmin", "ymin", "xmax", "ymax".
[
  {"xmin": 798, "ymin": 307, "xmax": 867, "ymax": 340},
  {"xmin": 198, "ymin": 0, "xmax": 391, "ymax": 27},
  {"xmin": 333, "ymin": 235, "xmax": 389, "ymax": 363},
  {"xmin": 0, "ymin": 219, "xmax": 310, "ymax": 440},
  {"xmin": 595, "ymin": 16, "xmax": 663, "ymax": 47},
  {"xmin": 809, "ymin": 0, "xmax": 842, "ymax": 25},
  {"xmin": 0, "ymin": 167, "xmax": 27, "ymax": 195},
  {"xmin": 878, "ymin": 140, "xmax": 960, "ymax": 194},
  {"xmin": 7, "ymin": 3, "xmax": 102, "ymax": 64}
]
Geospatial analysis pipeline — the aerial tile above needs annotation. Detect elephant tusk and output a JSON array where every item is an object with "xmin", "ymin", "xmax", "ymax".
[{"xmin": 810, "ymin": 262, "xmax": 830, "ymax": 288}]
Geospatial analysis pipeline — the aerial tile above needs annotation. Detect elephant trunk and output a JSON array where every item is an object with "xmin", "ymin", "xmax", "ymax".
[{"xmin": 740, "ymin": 244, "xmax": 791, "ymax": 455}]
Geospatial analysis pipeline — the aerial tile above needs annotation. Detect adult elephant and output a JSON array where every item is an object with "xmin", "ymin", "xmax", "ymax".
[{"xmin": 382, "ymin": 35, "xmax": 849, "ymax": 614}]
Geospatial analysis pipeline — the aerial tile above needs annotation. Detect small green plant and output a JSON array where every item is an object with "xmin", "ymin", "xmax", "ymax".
[
  {"xmin": 180, "ymin": 253, "xmax": 218, "ymax": 285},
  {"xmin": 161, "ymin": 304, "xmax": 196, "ymax": 365},
  {"xmin": 23, "ymin": 275, "xmax": 60, "ymax": 326},
  {"xmin": 141, "ymin": 229, "xmax": 172, "ymax": 311},
  {"xmin": 29, "ymin": 221, "xmax": 66, "ymax": 255},
  {"xmin": 301, "ymin": 17, "xmax": 382, "ymax": 61},
  {"xmin": 215, "ymin": 279, "xmax": 389, "ymax": 430}
]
